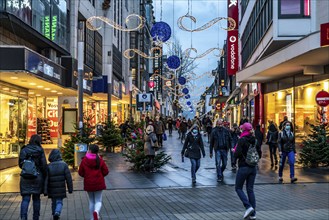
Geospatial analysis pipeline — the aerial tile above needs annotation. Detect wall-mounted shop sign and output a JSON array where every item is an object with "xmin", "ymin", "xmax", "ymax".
[
  {"xmin": 44, "ymin": 15, "xmax": 57, "ymax": 41},
  {"xmin": 227, "ymin": 0, "xmax": 239, "ymax": 76},
  {"xmin": 112, "ymin": 79, "xmax": 122, "ymax": 98},
  {"xmin": 320, "ymin": 22, "xmax": 329, "ymax": 47},
  {"xmin": 137, "ymin": 93, "xmax": 153, "ymax": 112}
]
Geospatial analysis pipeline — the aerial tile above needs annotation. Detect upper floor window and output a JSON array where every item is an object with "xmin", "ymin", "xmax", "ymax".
[{"xmin": 279, "ymin": 0, "xmax": 310, "ymax": 18}]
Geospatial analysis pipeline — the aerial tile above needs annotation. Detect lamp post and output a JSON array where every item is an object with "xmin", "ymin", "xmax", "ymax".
[
  {"xmin": 129, "ymin": 75, "xmax": 133, "ymax": 123},
  {"xmin": 77, "ymin": 21, "xmax": 84, "ymax": 136},
  {"xmin": 107, "ymin": 64, "xmax": 112, "ymax": 122}
]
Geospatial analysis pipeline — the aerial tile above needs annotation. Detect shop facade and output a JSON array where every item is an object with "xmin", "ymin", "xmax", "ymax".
[{"xmin": 264, "ymin": 73, "xmax": 329, "ymax": 143}]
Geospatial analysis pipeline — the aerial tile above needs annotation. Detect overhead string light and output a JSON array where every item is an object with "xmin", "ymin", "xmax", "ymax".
[
  {"xmin": 86, "ymin": 14, "xmax": 145, "ymax": 31},
  {"xmin": 123, "ymin": 47, "xmax": 162, "ymax": 59},
  {"xmin": 177, "ymin": 14, "xmax": 236, "ymax": 32},
  {"xmin": 184, "ymin": 47, "xmax": 224, "ymax": 59}
]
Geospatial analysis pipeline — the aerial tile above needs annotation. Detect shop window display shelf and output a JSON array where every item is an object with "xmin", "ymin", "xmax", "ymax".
[{"xmin": 37, "ymin": 118, "xmax": 53, "ymax": 145}]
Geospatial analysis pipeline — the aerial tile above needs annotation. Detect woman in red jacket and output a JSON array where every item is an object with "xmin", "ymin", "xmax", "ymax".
[{"xmin": 78, "ymin": 144, "xmax": 109, "ymax": 220}]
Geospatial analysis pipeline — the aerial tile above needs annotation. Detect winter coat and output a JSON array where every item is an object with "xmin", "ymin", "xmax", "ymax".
[
  {"xmin": 144, "ymin": 132, "xmax": 157, "ymax": 156},
  {"xmin": 210, "ymin": 126, "xmax": 232, "ymax": 153},
  {"xmin": 78, "ymin": 153, "xmax": 109, "ymax": 192},
  {"xmin": 19, "ymin": 144, "xmax": 47, "ymax": 195},
  {"xmin": 44, "ymin": 149, "xmax": 73, "ymax": 198},
  {"xmin": 278, "ymin": 130, "xmax": 295, "ymax": 153},
  {"xmin": 154, "ymin": 120, "xmax": 165, "ymax": 134},
  {"xmin": 267, "ymin": 130, "xmax": 278, "ymax": 144},
  {"xmin": 254, "ymin": 129, "xmax": 264, "ymax": 147},
  {"xmin": 167, "ymin": 118, "xmax": 173, "ymax": 129},
  {"xmin": 180, "ymin": 121, "xmax": 188, "ymax": 133},
  {"xmin": 234, "ymin": 134, "xmax": 262, "ymax": 168},
  {"xmin": 231, "ymin": 129, "xmax": 241, "ymax": 146},
  {"xmin": 181, "ymin": 132, "xmax": 205, "ymax": 159}
]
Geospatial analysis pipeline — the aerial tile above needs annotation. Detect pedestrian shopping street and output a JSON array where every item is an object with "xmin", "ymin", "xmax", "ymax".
[{"xmin": 0, "ymin": 131, "xmax": 328, "ymax": 220}]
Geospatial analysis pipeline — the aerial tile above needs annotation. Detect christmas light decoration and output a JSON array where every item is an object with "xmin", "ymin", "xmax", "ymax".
[
  {"xmin": 177, "ymin": 14, "xmax": 236, "ymax": 32},
  {"xmin": 150, "ymin": 21, "xmax": 172, "ymax": 42},
  {"xmin": 184, "ymin": 47, "xmax": 224, "ymax": 59},
  {"xmin": 167, "ymin": 55, "xmax": 181, "ymax": 69},
  {"xmin": 86, "ymin": 14, "xmax": 145, "ymax": 31},
  {"xmin": 123, "ymin": 47, "xmax": 162, "ymax": 59}
]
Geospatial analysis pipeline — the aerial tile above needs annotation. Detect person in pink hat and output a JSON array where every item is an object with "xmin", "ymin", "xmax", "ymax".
[{"xmin": 234, "ymin": 122, "xmax": 262, "ymax": 219}]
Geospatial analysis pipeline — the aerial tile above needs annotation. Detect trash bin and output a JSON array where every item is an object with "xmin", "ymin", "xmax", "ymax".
[{"xmin": 74, "ymin": 143, "xmax": 88, "ymax": 167}]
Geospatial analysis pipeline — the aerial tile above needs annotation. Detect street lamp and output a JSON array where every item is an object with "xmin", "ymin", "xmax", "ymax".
[{"xmin": 77, "ymin": 21, "xmax": 84, "ymax": 136}]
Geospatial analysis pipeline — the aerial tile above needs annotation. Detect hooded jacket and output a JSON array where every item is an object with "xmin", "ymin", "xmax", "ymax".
[
  {"xmin": 234, "ymin": 134, "xmax": 262, "ymax": 168},
  {"xmin": 44, "ymin": 149, "xmax": 73, "ymax": 198},
  {"xmin": 19, "ymin": 144, "xmax": 47, "ymax": 195},
  {"xmin": 78, "ymin": 153, "xmax": 109, "ymax": 192}
]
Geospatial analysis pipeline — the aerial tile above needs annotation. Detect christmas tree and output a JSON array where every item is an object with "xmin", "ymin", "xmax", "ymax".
[
  {"xmin": 122, "ymin": 122, "xmax": 171, "ymax": 171},
  {"xmin": 60, "ymin": 116, "xmax": 96, "ymax": 168},
  {"xmin": 299, "ymin": 122, "xmax": 329, "ymax": 167},
  {"xmin": 97, "ymin": 120, "xmax": 124, "ymax": 152}
]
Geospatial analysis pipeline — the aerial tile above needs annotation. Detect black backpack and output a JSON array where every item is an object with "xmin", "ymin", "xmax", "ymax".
[
  {"xmin": 244, "ymin": 139, "xmax": 260, "ymax": 166},
  {"xmin": 20, "ymin": 155, "xmax": 39, "ymax": 179}
]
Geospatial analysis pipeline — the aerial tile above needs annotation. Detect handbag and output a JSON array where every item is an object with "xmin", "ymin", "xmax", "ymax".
[{"xmin": 163, "ymin": 133, "xmax": 167, "ymax": 141}]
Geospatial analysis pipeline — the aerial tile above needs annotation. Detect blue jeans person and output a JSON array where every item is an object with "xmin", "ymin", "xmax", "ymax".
[
  {"xmin": 190, "ymin": 158, "xmax": 201, "ymax": 181},
  {"xmin": 215, "ymin": 149, "xmax": 228, "ymax": 178},
  {"xmin": 279, "ymin": 151, "xmax": 295, "ymax": 178},
  {"xmin": 51, "ymin": 198, "xmax": 63, "ymax": 216},
  {"xmin": 21, "ymin": 194, "xmax": 41, "ymax": 220},
  {"xmin": 235, "ymin": 166, "xmax": 257, "ymax": 216}
]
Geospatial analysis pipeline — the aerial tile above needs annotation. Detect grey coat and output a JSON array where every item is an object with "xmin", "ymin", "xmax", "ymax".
[
  {"xmin": 19, "ymin": 144, "xmax": 47, "ymax": 195},
  {"xmin": 144, "ymin": 132, "xmax": 158, "ymax": 156}
]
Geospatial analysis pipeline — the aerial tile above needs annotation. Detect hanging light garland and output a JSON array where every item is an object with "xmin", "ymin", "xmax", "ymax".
[
  {"xmin": 123, "ymin": 47, "xmax": 162, "ymax": 59},
  {"xmin": 184, "ymin": 47, "xmax": 224, "ymax": 59},
  {"xmin": 177, "ymin": 14, "xmax": 236, "ymax": 32},
  {"xmin": 86, "ymin": 14, "xmax": 145, "ymax": 31}
]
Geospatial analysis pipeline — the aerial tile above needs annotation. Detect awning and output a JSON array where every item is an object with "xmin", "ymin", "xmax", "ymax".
[{"xmin": 225, "ymin": 87, "xmax": 241, "ymax": 105}]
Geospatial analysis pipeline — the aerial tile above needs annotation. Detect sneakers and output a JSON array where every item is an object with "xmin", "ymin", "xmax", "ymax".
[
  {"xmin": 278, "ymin": 177, "xmax": 283, "ymax": 183},
  {"xmin": 192, "ymin": 178, "xmax": 196, "ymax": 184},
  {"xmin": 217, "ymin": 177, "xmax": 223, "ymax": 182},
  {"xmin": 250, "ymin": 215, "xmax": 257, "ymax": 219},
  {"xmin": 243, "ymin": 207, "xmax": 254, "ymax": 219},
  {"xmin": 93, "ymin": 211, "xmax": 99, "ymax": 220},
  {"xmin": 291, "ymin": 177, "xmax": 298, "ymax": 183}
]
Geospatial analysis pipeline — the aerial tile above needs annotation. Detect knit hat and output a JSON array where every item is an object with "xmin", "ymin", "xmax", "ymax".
[
  {"xmin": 240, "ymin": 122, "xmax": 253, "ymax": 131},
  {"xmin": 146, "ymin": 125, "xmax": 154, "ymax": 134}
]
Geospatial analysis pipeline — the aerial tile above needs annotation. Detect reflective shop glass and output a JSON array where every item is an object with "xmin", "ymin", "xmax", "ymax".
[{"xmin": 6, "ymin": 0, "xmax": 32, "ymax": 24}]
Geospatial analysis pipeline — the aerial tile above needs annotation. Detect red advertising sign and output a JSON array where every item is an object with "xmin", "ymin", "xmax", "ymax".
[
  {"xmin": 316, "ymin": 90, "xmax": 329, "ymax": 107},
  {"xmin": 27, "ymin": 102, "xmax": 37, "ymax": 138},
  {"xmin": 320, "ymin": 22, "xmax": 329, "ymax": 47},
  {"xmin": 227, "ymin": 0, "xmax": 239, "ymax": 76},
  {"xmin": 47, "ymin": 102, "xmax": 58, "ymax": 138}
]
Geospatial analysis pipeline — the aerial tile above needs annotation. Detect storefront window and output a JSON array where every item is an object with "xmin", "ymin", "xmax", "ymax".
[
  {"xmin": 6, "ymin": 0, "xmax": 32, "ymax": 24},
  {"xmin": 264, "ymin": 88, "xmax": 294, "ymax": 130},
  {"xmin": 0, "ymin": 92, "xmax": 27, "ymax": 158},
  {"xmin": 294, "ymin": 80, "xmax": 329, "ymax": 139}
]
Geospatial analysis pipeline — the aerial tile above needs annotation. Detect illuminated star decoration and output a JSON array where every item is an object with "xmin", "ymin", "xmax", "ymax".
[
  {"xmin": 150, "ymin": 21, "xmax": 172, "ymax": 42},
  {"xmin": 123, "ymin": 47, "xmax": 162, "ymax": 59},
  {"xmin": 177, "ymin": 14, "xmax": 236, "ymax": 32},
  {"xmin": 86, "ymin": 14, "xmax": 145, "ymax": 31}
]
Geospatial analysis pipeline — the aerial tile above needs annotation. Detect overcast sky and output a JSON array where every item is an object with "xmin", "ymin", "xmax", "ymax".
[{"xmin": 153, "ymin": 0, "xmax": 227, "ymax": 115}]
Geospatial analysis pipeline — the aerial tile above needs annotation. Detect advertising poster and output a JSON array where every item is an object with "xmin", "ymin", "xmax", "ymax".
[
  {"xmin": 27, "ymin": 99, "xmax": 37, "ymax": 138},
  {"xmin": 46, "ymin": 99, "xmax": 58, "ymax": 138}
]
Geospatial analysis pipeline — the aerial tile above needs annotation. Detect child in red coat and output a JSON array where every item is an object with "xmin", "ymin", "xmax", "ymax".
[{"xmin": 78, "ymin": 144, "xmax": 109, "ymax": 220}]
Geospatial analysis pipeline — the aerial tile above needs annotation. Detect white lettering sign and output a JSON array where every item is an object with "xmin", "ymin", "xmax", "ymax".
[{"xmin": 229, "ymin": 0, "xmax": 237, "ymax": 8}]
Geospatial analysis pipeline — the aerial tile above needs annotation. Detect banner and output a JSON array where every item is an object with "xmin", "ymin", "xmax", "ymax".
[
  {"xmin": 227, "ymin": 0, "xmax": 239, "ymax": 76},
  {"xmin": 46, "ymin": 100, "xmax": 58, "ymax": 138}
]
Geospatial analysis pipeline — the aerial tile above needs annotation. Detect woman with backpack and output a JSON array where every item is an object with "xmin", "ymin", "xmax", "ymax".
[
  {"xmin": 278, "ymin": 122, "xmax": 297, "ymax": 184},
  {"xmin": 181, "ymin": 125, "xmax": 205, "ymax": 184},
  {"xmin": 234, "ymin": 123, "xmax": 262, "ymax": 220},
  {"xmin": 78, "ymin": 144, "xmax": 109, "ymax": 220},
  {"xmin": 19, "ymin": 134, "xmax": 47, "ymax": 220},
  {"xmin": 266, "ymin": 122, "xmax": 279, "ymax": 168}
]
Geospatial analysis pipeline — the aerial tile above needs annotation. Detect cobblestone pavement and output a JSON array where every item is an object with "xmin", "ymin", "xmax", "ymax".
[{"xmin": 0, "ymin": 130, "xmax": 328, "ymax": 219}]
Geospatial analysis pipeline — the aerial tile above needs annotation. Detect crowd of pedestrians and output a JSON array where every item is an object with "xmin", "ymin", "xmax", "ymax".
[{"xmin": 19, "ymin": 114, "xmax": 297, "ymax": 220}]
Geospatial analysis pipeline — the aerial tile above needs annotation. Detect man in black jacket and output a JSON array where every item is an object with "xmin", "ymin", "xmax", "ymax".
[{"xmin": 210, "ymin": 119, "xmax": 233, "ymax": 182}]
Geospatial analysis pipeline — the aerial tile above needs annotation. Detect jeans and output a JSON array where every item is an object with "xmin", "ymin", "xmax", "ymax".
[
  {"xmin": 168, "ymin": 127, "xmax": 173, "ymax": 135},
  {"xmin": 269, "ymin": 143, "xmax": 278, "ymax": 165},
  {"xmin": 229, "ymin": 149, "xmax": 236, "ymax": 167},
  {"xmin": 51, "ymin": 198, "xmax": 63, "ymax": 216},
  {"xmin": 279, "ymin": 151, "xmax": 295, "ymax": 178},
  {"xmin": 235, "ymin": 166, "xmax": 257, "ymax": 215},
  {"xmin": 87, "ymin": 191, "xmax": 103, "ymax": 220},
  {"xmin": 21, "ymin": 194, "xmax": 41, "ymax": 220},
  {"xmin": 215, "ymin": 150, "xmax": 228, "ymax": 178},
  {"xmin": 181, "ymin": 132, "xmax": 186, "ymax": 143},
  {"xmin": 190, "ymin": 158, "xmax": 201, "ymax": 180}
]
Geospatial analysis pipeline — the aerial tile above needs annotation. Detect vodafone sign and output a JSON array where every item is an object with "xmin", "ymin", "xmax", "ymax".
[
  {"xmin": 316, "ymin": 90, "xmax": 329, "ymax": 107},
  {"xmin": 227, "ymin": 0, "xmax": 238, "ymax": 76}
]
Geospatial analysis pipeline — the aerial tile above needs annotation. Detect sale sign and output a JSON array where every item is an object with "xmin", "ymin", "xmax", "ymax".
[{"xmin": 47, "ymin": 101, "xmax": 58, "ymax": 138}]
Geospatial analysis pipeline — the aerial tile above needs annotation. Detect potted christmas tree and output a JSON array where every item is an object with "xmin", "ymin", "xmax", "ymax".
[{"xmin": 97, "ymin": 120, "xmax": 124, "ymax": 152}]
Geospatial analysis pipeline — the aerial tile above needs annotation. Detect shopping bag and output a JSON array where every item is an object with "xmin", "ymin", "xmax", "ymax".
[{"xmin": 163, "ymin": 133, "xmax": 167, "ymax": 141}]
